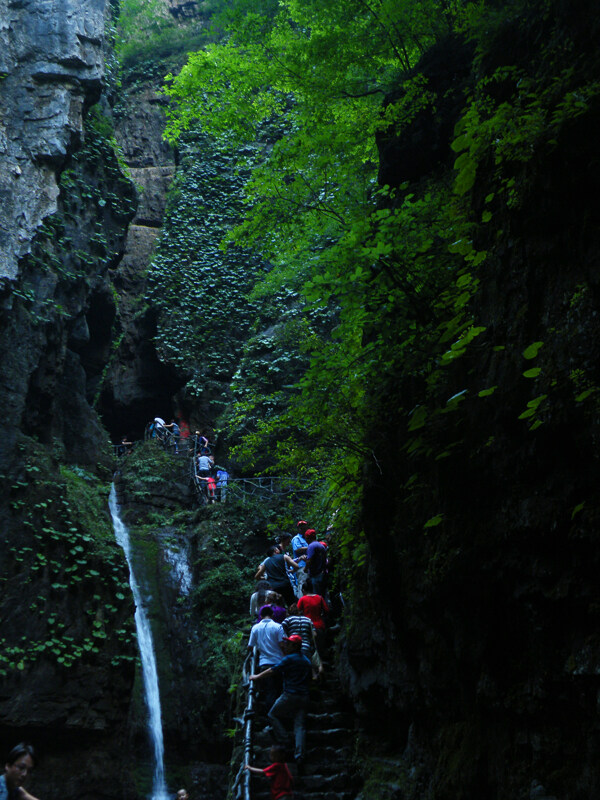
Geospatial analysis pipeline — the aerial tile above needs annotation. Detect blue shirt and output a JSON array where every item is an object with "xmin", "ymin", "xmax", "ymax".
[
  {"xmin": 271, "ymin": 652, "xmax": 312, "ymax": 695},
  {"xmin": 291, "ymin": 533, "xmax": 308, "ymax": 567},
  {"xmin": 0, "ymin": 775, "xmax": 17, "ymax": 800}
]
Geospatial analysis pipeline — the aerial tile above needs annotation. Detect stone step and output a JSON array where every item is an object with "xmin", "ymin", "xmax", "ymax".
[
  {"xmin": 304, "ymin": 744, "xmax": 353, "ymax": 761},
  {"xmin": 298, "ymin": 772, "xmax": 354, "ymax": 791},
  {"xmin": 306, "ymin": 710, "xmax": 355, "ymax": 728},
  {"xmin": 253, "ymin": 728, "xmax": 352, "ymax": 752},
  {"xmin": 305, "ymin": 726, "xmax": 352, "ymax": 744},
  {"xmin": 254, "ymin": 791, "xmax": 356, "ymax": 800}
]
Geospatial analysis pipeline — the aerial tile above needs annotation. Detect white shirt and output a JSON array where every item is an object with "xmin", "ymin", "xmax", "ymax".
[{"xmin": 248, "ymin": 618, "xmax": 284, "ymax": 667}]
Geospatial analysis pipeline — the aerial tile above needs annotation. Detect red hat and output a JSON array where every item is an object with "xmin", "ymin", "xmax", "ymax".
[
  {"xmin": 284, "ymin": 634, "xmax": 303, "ymax": 644},
  {"xmin": 305, "ymin": 528, "xmax": 317, "ymax": 539}
]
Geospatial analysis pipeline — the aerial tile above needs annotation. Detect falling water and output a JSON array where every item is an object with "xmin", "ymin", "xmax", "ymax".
[
  {"xmin": 109, "ymin": 485, "xmax": 170, "ymax": 800},
  {"xmin": 164, "ymin": 545, "xmax": 193, "ymax": 595}
]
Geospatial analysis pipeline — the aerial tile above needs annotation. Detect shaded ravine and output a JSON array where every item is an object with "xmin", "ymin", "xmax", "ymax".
[{"xmin": 109, "ymin": 485, "xmax": 170, "ymax": 800}]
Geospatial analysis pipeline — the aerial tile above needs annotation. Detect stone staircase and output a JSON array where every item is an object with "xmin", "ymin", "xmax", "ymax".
[{"xmin": 250, "ymin": 672, "xmax": 361, "ymax": 800}]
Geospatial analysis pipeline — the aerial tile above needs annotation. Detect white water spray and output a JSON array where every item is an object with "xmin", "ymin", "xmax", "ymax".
[
  {"xmin": 164, "ymin": 545, "xmax": 193, "ymax": 595},
  {"xmin": 109, "ymin": 485, "xmax": 170, "ymax": 800}
]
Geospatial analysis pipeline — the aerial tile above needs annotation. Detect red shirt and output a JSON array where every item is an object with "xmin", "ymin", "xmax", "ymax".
[
  {"xmin": 298, "ymin": 593, "xmax": 329, "ymax": 630},
  {"xmin": 263, "ymin": 761, "xmax": 293, "ymax": 800}
]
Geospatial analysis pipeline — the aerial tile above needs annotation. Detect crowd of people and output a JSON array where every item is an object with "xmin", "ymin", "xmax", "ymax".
[
  {"xmin": 194, "ymin": 447, "xmax": 229, "ymax": 504},
  {"xmin": 6, "ymin": 521, "xmax": 330, "ymax": 800},
  {"xmin": 127, "ymin": 416, "xmax": 229, "ymax": 505},
  {"xmin": 244, "ymin": 520, "xmax": 335, "ymax": 798}
]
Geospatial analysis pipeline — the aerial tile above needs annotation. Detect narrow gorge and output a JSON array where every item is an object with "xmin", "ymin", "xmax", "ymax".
[{"xmin": 1, "ymin": 1, "xmax": 600, "ymax": 800}]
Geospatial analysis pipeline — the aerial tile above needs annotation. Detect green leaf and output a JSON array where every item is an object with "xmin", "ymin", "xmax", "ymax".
[
  {"xmin": 523, "ymin": 367, "xmax": 542, "ymax": 378},
  {"xmin": 424, "ymin": 514, "xmax": 443, "ymax": 529},
  {"xmin": 571, "ymin": 502, "xmax": 585, "ymax": 519},
  {"xmin": 522, "ymin": 341, "xmax": 544, "ymax": 359},
  {"xmin": 408, "ymin": 406, "xmax": 428, "ymax": 432},
  {"xmin": 478, "ymin": 386, "xmax": 497, "ymax": 397}
]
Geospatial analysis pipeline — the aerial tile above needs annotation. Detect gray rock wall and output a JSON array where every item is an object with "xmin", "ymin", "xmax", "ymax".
[
  {"xmin": 101, "ymin": 85, "xmax": 184, "ymax": 439},
  {"xmin": 0, "ymin": 0, "xmax": 106, "ymax": 279}
]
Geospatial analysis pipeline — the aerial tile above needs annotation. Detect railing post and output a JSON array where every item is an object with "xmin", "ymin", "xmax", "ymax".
[{"xmin": 242, "ymin": 646, "xmax": 258, "ymax": 800}]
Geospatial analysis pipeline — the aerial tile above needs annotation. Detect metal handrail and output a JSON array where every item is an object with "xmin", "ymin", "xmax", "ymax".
[{"xmin": 232, "ymin": 646, "xmax": 258, "ymax": 800}]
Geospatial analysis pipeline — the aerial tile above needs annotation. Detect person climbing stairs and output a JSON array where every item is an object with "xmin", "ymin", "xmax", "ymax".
[{"xmin": 250, "ymin": 672, "xmax": 360, "ymax": 800}]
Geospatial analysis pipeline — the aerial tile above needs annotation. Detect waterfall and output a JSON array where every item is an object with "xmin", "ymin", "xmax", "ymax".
[
  {"xmin": 109, "ymin": 485, "xmax": 170, "ymax": 800},
  {"xmin": 164, "ymin": 545, "xmax": 193, "ymax": 595}
]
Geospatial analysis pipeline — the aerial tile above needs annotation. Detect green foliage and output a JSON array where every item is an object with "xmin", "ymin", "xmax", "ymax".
[
  {"xmin": 146, "ymin": 133, "xmax": 270, "ymax": 407},
  {"xmin": 0, "ymin": 439, "xmax": 135, "ymax": 676},
  {"xmin": 151, "ymin": 0, "xmax": 600, "ymax": 599},
  {"xmin": 158, "ymin": 0, "xmax": 475, "ymax": 533},
  {"xmin": 118, "ymin": 440, "xmax": 187, "ymax": 502},
  {"xmin": 116, "ymin": 0, "xmax": 206, "ymax": 69}
]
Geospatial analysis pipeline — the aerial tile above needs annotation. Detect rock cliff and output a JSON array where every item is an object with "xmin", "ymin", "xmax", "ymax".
[
  {"xmin": 100, "ymin": 80, "xmax": 185, "ymax": 440},
  {"xmin": 0, "ymin": 2, "xmax": 139, "ymax": 797},
  {"xmin": 0, "ymin": 0, "xmax": 107, "ymax": 280}
]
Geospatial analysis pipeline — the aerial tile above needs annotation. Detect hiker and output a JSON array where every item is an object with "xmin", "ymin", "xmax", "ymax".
[
  {"xmin": 304, "ymin": 529, "xmax": 328, "ymax": 600},
  {"xmin": 0, "ymin": 743, "xmax": 40, "ymax": 800},
  {"xmin": 196, "ymin": 453, "xmax": 212, "ymax": 477},
  {"xmin": 291, "ymin": 522, "xmax": 310, "ymax": 597},
  {"xmin": 206, "ymin": 475, "xmax": 217, "ymax": 503},
  {"xmin": 215, "ymin": 466, "xmax": 229, "ymax": 502},
  {"xmin": 266, "ymin": 591, "xmax": 287, "ymax": 623},
  {"xmin": 117, "ymin": 436, "xmax": 132, "ymax": 457},
  {"xmin": 255, "ymin": 545, "xmax": 300, "ymax": 606},
  {"xmin": 154, "ymin": 417, "xmax": 167, "ymax": 442},
  {"xmin": 297, "ymin": 579, "xmax": 329, "ymax": 659},
  {"xmin": 165, "ymin": 419, "xmax": 180, "ymax": 452},
  {"xmin": 249, "ymin": 635, "xmax": 312, "ymax": 769},
  {"xmin": 199, "ymin": 432, "xmax": 211, "ymax": 455},
  {"xmin": 277, "ymin": 533, "xmax": 300, "ymax": 596},
  {"xmin": 250, "ymin": 580, "xmax": 272, "ymax": 620},
  {"xmin": 245, "ymin": 745, "xmax": 293, "ymax": 800},
  {"xmin": 175, "ymin": 791, "xmax": 188, "ymax": 800},
  {"xmin": 248, "ymin": 605, "xmax": 285, "ymax": 711},
  {"xmin": 282, "ymin": 604, "xmax": 316, "ymax": 658}
]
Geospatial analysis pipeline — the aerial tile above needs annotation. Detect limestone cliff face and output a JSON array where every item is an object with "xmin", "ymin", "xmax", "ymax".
[
  {"xmin": 0, "ymin": 0, "xmax": 134, "ymax": 472},
  {"xmin": 0, "ymin": 0, "xmax": 107, "ymax": 279},
  {"xmin": 100, "ymin": 85, "xmax": 185, "ymax": 440},
  {"xmin": 0, "ymin": 2, "xmax": 139, "ymax": 797}
]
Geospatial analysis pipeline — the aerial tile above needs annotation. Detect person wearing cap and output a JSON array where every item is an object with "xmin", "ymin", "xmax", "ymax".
[
  {"xmin": 249, "ymin": 635, "xmax": 312, "ymax": 767},
  {"xmin": 304, "ymin": 529, "xmax": 328, "ymax": 600}
]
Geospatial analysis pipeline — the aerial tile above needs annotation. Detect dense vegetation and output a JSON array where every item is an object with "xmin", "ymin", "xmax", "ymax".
[
  {"xmin": 111, "ymin": 1, "xmax": 600, "ymax": 795},
  {"xmin": 150, "ymin": 0, "xmax": 600, "ymax": 550}
]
